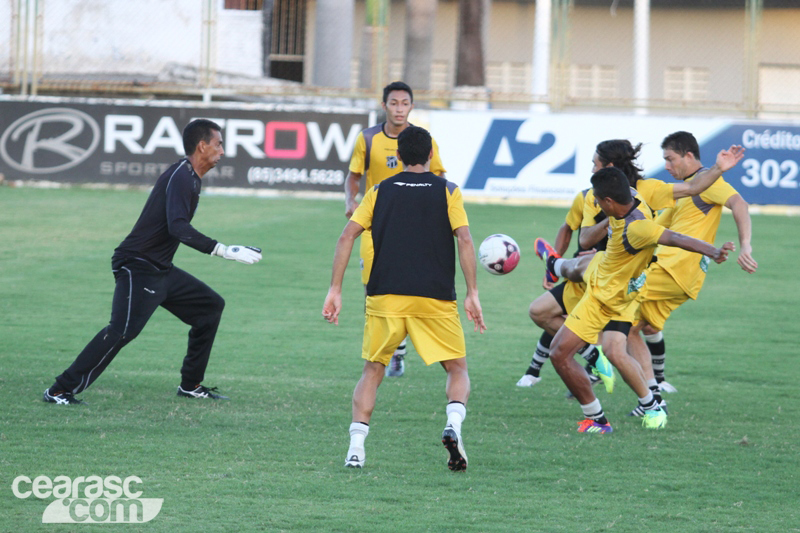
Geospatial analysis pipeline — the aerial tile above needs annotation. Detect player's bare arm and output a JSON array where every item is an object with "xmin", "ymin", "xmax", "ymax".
[
  {"xmin": 344, "ymin": 171, "xmax": 362, "ymax": 218},
  {"xmin": 323, "ymin": 220, "xmax": 365, "ymax": 324},
  {"xmin": 726, "ymin": 193, "xmax": 758, "ymax": 273},
  {"xmin": 658, "ymin": 229, "xmax": 734, "ymax": 264},
  {"xmin": 578, "ymin": 218, "xmax": 609, "ymax": 250},
  {"xmin": 455, "ymin": 225, "xmax": 486, "ymax": 333},
  {"xmin": 673, "ymin": 145, "xmax": 745, "ymax": 199}
]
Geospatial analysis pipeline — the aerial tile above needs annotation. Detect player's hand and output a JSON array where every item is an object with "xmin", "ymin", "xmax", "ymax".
[
  {"xmin": 464, "ymin": 292, "xmax": 486, "ymax": 333},
  {"xmin": 737, "ymin": 243, "xmax": 758, "ymax": 273},
  {"xmin": 345, "ymin": 199, "xmax": 359, "ymax": 219},
  {"xmin": 322, "ymin": 290, "xmax": 342, "ymax": 325},
  {"xmin": 712, "ymin": 241, "xmax": 735, "ymax": 264},
  {"xmin": 716, "ymin": 145, "xmax": 745, "ymax": 172},
  {"xmin": 212, "ymin": 243, "xmax": 262, "ymax": 264},
  {"xmin": 541, "ymin": 274, "xmax": 555, "ymax": 291}
]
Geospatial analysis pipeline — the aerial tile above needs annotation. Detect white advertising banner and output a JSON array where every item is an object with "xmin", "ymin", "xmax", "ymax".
[{"xmin": 429, "ymin": 111, "xmax": 800, "ymax": 206}]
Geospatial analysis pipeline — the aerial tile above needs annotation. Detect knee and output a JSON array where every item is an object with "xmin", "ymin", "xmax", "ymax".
[{"xmin": 528, "ymin": 301, "xmax": 548, "ymax": 327}]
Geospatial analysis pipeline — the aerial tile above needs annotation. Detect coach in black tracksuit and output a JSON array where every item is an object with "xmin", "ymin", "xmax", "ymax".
[{"xmin": 44, "ymin": 119, "xmax": 262, "ymax": 405}]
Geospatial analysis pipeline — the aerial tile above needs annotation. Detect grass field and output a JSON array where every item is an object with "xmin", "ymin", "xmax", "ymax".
[{"xmin": 0, "ymin": 186, "xmax": 797, "ymax": 532}]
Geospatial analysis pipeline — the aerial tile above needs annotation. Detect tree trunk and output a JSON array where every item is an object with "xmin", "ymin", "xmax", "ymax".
[
  {"xmin": 403, "ymin": 0, "xmax": 437, "ymax": 90},
  {"xmin": 455, "ymin": 0, "xmax": 485, "ymax": 87}
]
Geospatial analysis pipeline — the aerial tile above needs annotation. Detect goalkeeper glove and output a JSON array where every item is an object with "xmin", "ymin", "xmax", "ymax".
[{"xmin": 212, "ymin": 243, "xmax": 262, "ymax": 265}]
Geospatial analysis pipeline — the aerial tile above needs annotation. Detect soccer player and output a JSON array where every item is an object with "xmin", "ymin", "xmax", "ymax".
[
  {"xmin": 323, "ymin": 126, "xmax": 485, "ymax": 471},
  {"xmin": 345, "ymin": 81, "xmax": 447, "ymax": 378},
  {"xmin": 625, "ymin": 131, "xmax": 758, "ymax": 414},
  {"xmin": 540, "ymin": 166, "xmax": 735, "ymax": 433},
  {"xmin": 43, "ymin": 119, "xmax": 262, "ymax": 405}
]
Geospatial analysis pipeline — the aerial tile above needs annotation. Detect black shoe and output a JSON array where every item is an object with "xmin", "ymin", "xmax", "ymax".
[
  {"xmin": 43, "ymin": 388, "xmax": 86, "ymax": 405},
  {"xmin": 177, "ymin": 385, "xmax": 229, "ymax": 400},
  {"xmin": 442, "ymin": 425, "xmax": 468, "ymax": 472}
]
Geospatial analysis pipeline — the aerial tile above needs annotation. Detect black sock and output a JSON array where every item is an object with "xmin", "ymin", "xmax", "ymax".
[
  {"xmin": 580, "ymin": 345, "xmax": 600, "ymax": 366},
  {"xmin": 181, "ymin": 382, "xmax": 199, "ymax": 390},
  {"xmin": 648, "ymin": 339, "xmax": 666, "ymax": 382},
  {"xmin": 526, "ymin": 334, "xmax": 552, "ymax": 377},
  {"xmin": 650, "ymin": 385, "xmax": 663, "ymax": 405}
]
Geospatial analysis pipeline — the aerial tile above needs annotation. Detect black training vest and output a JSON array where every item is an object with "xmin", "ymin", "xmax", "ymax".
[{"xmin": 366, "ymin": 171, "xmax": 457, "ymax": 301}]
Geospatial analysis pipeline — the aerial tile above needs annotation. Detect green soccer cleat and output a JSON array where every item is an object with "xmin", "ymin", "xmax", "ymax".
[
  {"xmin": 642, "ymin": 408, "xmax": 668, "ymax": 429},
  {"xmin": 591, "ymin": 347, "xmax": 615, "ymax": 394}
]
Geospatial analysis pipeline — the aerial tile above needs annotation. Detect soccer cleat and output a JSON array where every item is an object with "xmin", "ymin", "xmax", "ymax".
[
  {"xmin": 628, "ymin": 400, "xmax": 668, "ymax": 417},
  {"xmin": 442, "ymin": 425, "xmax": 468, "ymax": 471},
  {"xmin": 658, "ymin": 381, "xmax": 678, "ymax": 393},
  {"xmin": 516, "ymin": 374, "xmax": 542, "ymax": 387},
  {"xmin": 642, "ymin": 408, "xmax": 668, "ymax": 429},
  {"xmin": 591, "ymin": 348, "xmax": 615, "ymax": 394},
  {"xmin": 344, "ymin": 447, "xmax": 365, "ymax": 468},
  {"xmin": 385, "ymin": 354, "xmax": 405, "ymax": 377},
  {"xmin": 534, "ymin": 238, "xmax": 561, "ymax": 284},
  {"xmin": 177, "ymin": 385, "xmax": 230, "ymax": 400},
  {"xmin": 43, "ymin": 388, "xmax": 86, "ymax": 405},
  {"xmin": 577, "ymin": 419, "xmax": 613, "ymax": 434},
  {"xmin": 565, "ymin": 373, "xmax": 601, "ymax": 399}
]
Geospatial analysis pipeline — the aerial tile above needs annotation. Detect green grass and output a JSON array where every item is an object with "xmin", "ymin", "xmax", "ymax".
[{"xmin": 0, "ymin": 186, "xmax": 797, "ymax": 532}]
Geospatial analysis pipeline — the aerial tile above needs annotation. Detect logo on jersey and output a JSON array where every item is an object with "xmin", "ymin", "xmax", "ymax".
[
  {"xmin": 0, "ymin": 108, "xmax": 100, "ymax": 174},
  {"xmin": 393, "ymin": 182, "xmax": 432, "ymax": 187},
  {"xmin": 386, "ymin": 155, "xmax": 398, "ymax": 169}
]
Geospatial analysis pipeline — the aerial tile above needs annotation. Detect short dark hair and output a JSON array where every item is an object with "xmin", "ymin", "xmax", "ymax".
[
  {"xmin": 596, "ymin": 139, "xmax": 643, "ymax": 188},
  {"xmin": 661, "ymin": 131, "xmax": 700, "ymax": 160},
  {"xmin": 591, "ymin": 167, "xmax": 633, "ymax": 205},
  {"xmin": 383, "ymin": 81, "xmax": 413, "ymax": 104},
  {"xmin": 397, "ymin": 126, "xmax": 432, "ymax": 167},
  {"xmin": 183, "ymin": 119, "xmax": 221, "ymax": 156}
]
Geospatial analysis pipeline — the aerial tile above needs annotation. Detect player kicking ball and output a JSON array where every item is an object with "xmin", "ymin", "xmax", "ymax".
[
  {"xmin": 323, "ymin": 126, "xmax": 485, "ymax": 470},
  {"xmin": 43, "ymin": 119, "xmax": 261, "ymax": 405}
]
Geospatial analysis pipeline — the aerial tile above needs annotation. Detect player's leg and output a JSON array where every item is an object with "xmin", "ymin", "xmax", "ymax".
[
  {"xmin": 625, "ymin": 320, "xmax": 665, "ymax": 417},
  {"xmin": 534, "ymin": 238, "xmax": 594, "ymax": 283},
  {"xmin": 46, "ymin": 263, "xmax": 165, "ymax": 404},
  {"xmin": 601, "ymin": 325, "xmax": 666, "ymax": 429},
  {"xmin": 643, "ymin": 325, "xmax": 673, "ymax": 392},
  {"xmin": 160, "ymin": 267, "xmax": 227, "ymax": 399},
  {"xmin": 551, "ymin": 296, "xmax": 613, "ymax": 433},
  {"xmin": 346, "ymin": 314, "xmax": 404, "ymax": 467},
  {"xmin": 518, "ymin": 285, "xmax": 565, "ymax": 387},
  {"xmin": 406, "ymin": 313, "xmax": 470, "ymax": 470}
]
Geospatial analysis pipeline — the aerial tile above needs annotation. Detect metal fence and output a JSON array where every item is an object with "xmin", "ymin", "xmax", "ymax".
[{"xmin": 2, "ymin": 0, "xmax": 800, "ymax": 116}]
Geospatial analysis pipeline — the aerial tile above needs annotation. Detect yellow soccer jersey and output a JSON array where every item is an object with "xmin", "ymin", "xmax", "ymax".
[
  {"xmin": 565, "ymin": 189, "xmax": 588, "ymax": 231},
  {"xmin": 580, "ymin": 189, "xmax": 604, "ymax": 229},
  {"xmin": 653, "ymin": 175, "xmax": 738, "ymax": 299},
  {"xmin": 635, "ymin": 179, "xmax": 676, "ymax": 212},
  {"xmin": 348, "ymin": 123, "xmax": 447, "ymax": 189},
  {"xmin": 586, "ymin": 193, "xmax": 666, "ymax": 314}
]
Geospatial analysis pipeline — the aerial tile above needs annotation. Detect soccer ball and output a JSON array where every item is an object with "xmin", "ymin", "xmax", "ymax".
[{"xmin": 478, "ymin": 234, "xmax": 520, "ymax": 275}]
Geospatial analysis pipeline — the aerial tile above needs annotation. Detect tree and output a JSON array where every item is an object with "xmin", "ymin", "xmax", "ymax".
[
  {"xmin": 455, "ymin": 0, "xmax": 485, "ymax": 87},
  {"xmin": 403, "ymin": 0, "xmax": 437, "ymax": 90}
]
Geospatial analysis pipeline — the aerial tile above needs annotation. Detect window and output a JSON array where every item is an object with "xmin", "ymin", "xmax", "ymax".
[
  {"xmin": 270, "ymin": 0, "xmax": 306, "ymax": 82},
  {"xmin": 487, "ymin": 62, "xmax": 532, "ymax": 94},
  {"xmin": 759, "ymin": 64, "xmax": 800, "ymax": 107},
  {"xmin": 224, "ymin": 0, "xmax": 263, "ymax": 10},
  {"xmin": 569, "ymin": 64, "xmax": 617, "ymax": 99},
  {"xmin": 664, "ymin": 67, "xmax": 709, "ymax": 101}
]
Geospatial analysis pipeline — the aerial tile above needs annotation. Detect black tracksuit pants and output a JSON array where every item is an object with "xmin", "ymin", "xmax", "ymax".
[{"xmin": 54, "ymin": 258, "xmax": 225, "ymax": 394}]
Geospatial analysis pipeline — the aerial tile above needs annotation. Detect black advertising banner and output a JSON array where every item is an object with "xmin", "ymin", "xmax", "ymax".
[{"xmin": 0, "ymin": 100, "xmax": 370, "ymax": 191}]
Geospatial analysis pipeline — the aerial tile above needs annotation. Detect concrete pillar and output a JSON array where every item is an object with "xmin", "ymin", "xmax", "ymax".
[{"xmin": 313, "ymin": 0, "xmax": 354, "ymax": 88}]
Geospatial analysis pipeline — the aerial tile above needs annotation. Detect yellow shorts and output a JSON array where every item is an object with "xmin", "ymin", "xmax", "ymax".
[
  {"xmin": 564, "ymin": 291, "xmax": 638, "ymax": 345},
  {"xmin": 359, "ymin": 231, "xmax": 374, "ymax": 285},
  {"xmin": 582, "ymin": 252, "xmax": 603, "ymax": 285},
  {"xmin": 362, "ymin": 313, "xmax": 466, "ymax": 366},
  {"xmin": 636, "ymin": 263, "xmax": 690, "ymax": 330},
  {"xmin": 562, "ymin": 281, "xmax": 586, "ymax": 315}
]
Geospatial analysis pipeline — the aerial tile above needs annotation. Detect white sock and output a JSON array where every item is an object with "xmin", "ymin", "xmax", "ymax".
[
  {"xmin": 643, "ymin": 331, "xmax": 663, "ymax": 343},
  {"xmin": 349, "ymin": 422, "xmax": 369, "ymax": 449},
  {"xmin": 580, "ymin": 398, "xmax": 603, "ymax": 418},
  {"xmin": 638, "ymin": 391, "xmax": 655, "ymax": 406},
  {"xmin": 553, "ymin": 258, "xmax": 566, "ymax": 277},
  {"xmin": 647, "ymin": 378, "xmax": 658, "ymax": 389},
  {"xmin": 446, "ymin": 402, "xmax": 466, "ymax": 434}
]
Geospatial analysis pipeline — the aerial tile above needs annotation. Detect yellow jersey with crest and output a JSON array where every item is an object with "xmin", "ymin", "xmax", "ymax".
[
  {"xmin": 653, "ymin": 172, "xmax": 738, "ymax": 299},
  {"xmin": 585, "ymin": 192, "xmax": 666, "ymax": 314},
  {"xmin": 348, "ymin": 122, "xmax": 446, "ymax": 189}
]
